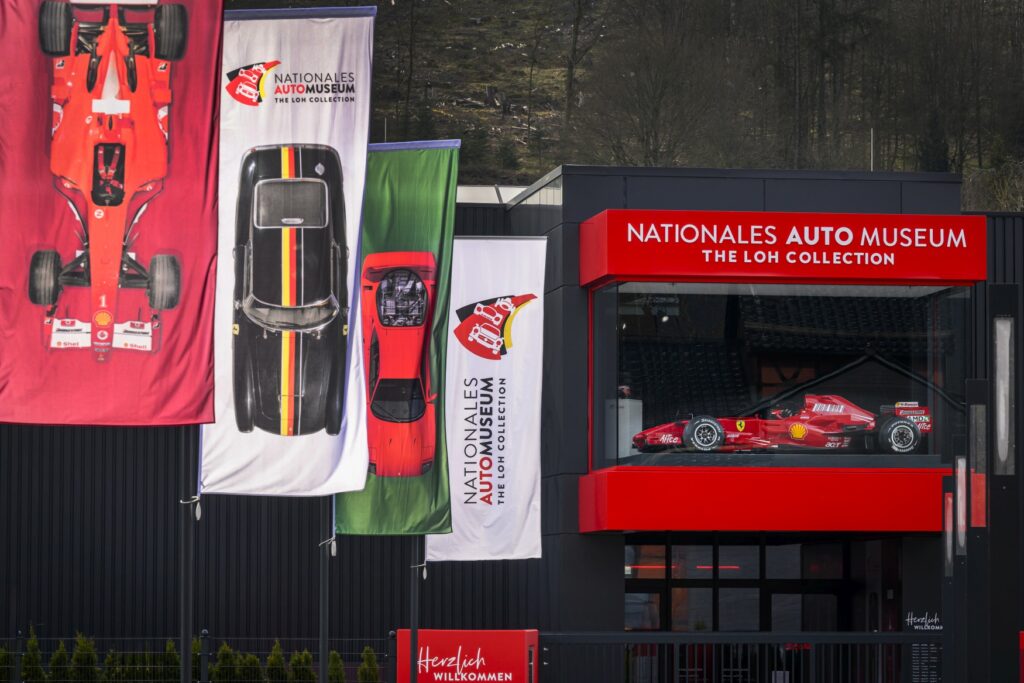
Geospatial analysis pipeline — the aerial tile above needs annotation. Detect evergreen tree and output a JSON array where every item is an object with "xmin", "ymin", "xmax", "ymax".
[
  {"xmin": 161, "ymin": 642, "xmax": 180, "ymax": 683},
  {"xmin": 191, "ymin": 639, "xmax": 200, "ymax": 683},
  {"xmin": 264, "ymin": 642, "xmax": 287, "ymax": 683},
  {"xmin": 1, "ymin": 646, "xmax": 12, "ymax": 683},
  {"xmin": 69, "ymin": 634, "xmax": 100, "ymax": 683},
  {"xmin": 101, "ymin": 650, "xmax": 124, "ymax": 683},
  {"xmin": 238, "ymin": 654, "xmax": 263, "ymax": 683},
  {"xmin": 355, "ymin": 649, "xmax": 378, "ymax": 683},
  {"xmin": 327, "ymin": 651, "xmax": 345, "ymax": 683},
  {"xmin": 286, "ymin": 651, "xmax": 315, "ymax": 683},
  {"xmin": 22, "ymin": 627, "xmax": 46, "ymax": 683},
  {"xmin": 211, "ymin": 644, "xmax": 237, "ymax": 683},
  {"xmin": 49, "ymin": 642, "xmax": 70, "ymax": 683}
]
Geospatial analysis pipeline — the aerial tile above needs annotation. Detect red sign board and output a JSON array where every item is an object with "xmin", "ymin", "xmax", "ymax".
[
  {"xmin": 579, "ymin": 210, "xmax": 988, "ymax": 287},
  {"xmin": 396, "ymin": 629, "xmax": 539, "ymax": 683},
  {"xmin": 579, "ymin": 466, "xmax": 947, "ymax": 533}
]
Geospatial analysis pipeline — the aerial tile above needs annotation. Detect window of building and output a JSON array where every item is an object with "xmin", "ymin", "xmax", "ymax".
[
  {"xmin": 595, "ymin": 283, "xmax": 968, "ymax": 468},
  {"xmin": 625, "ymin": 534, "xmax": 924, "ymax": 632}
]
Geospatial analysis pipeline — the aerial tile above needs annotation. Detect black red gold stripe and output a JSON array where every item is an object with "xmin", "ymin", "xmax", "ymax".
[{"xmin": 280, "ymin": 146, "xmax": 298, "ymax": 436}]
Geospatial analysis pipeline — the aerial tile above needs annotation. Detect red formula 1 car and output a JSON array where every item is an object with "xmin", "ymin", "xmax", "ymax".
[
  {"xmin": 632, "ymin": 395, "xmax": 932, "ymax": 455},
  {"xmin": 29, "ymin": 1, "xmax": 187, "ymax": 360},
  {"xmin": 361, "ymin": 252, "xmax": 438, "ymax": 477}
]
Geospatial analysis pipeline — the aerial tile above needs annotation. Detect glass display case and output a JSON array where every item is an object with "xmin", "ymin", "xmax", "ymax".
[{"xmin": 593, "ymin": 283, "xmax": 968, "ymax": 468}]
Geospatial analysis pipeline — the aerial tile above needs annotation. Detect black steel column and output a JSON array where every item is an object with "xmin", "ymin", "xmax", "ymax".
[
  {"xmin": 410, "ymin": 535, "xmax": 421, "ymax": 683},
  {"xmin": 319, "ymin": 496, "xmax": 331, "ymax": 683},
  {"xmin": 180, "ymin": 428, "xmax": 196, "ymax": 683}
]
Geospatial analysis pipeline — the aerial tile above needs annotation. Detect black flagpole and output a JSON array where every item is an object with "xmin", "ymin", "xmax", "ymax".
[
  {"xmin": 180, "ymin": 429, "xmax": 196, "ymax": 683},
  {"xmin": 319, "ymin": 496, "xmax": 332, "ymax": 683},
  {"xmin": 410, "ymin": 535, "xmax": 421, "ymax": 683}
]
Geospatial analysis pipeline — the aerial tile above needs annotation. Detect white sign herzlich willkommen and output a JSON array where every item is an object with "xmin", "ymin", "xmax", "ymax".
[
  {"xmin": 201, "ymin": 9, "xmax": 374, "ymax": 496},
  {"xmin": 427, "ymin": 237, "xmax": 546, "ymax": 561}
]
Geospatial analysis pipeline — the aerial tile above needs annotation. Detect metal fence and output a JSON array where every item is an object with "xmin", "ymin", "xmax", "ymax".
[
  {"xmin": 2, "ymin": 633, "xmax": 393, "ymax": 683},
  {"xmin": 540, "ymin": 632, "xmax": 944, "ymax": 683}
]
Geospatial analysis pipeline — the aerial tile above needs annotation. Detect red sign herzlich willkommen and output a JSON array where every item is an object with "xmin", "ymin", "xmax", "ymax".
[{"xmin": 579, "ymin": 210, "xmax": 988, "ymax": 287}]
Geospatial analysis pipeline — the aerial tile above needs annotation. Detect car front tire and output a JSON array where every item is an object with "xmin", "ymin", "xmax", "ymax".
[
  {"xmin": 29, "ymin": 250, "xmax": 62, "ymax": 306},
  {"xmin": 148, "ymin": 255, "xmax": 181, "ymax": 310},
  {"xmin": 683, "ymin": 416, "xmax": 726, "ymax": 452}
]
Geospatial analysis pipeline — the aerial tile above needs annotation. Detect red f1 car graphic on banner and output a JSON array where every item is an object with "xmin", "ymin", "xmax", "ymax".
[
  {"xmin": 633, "ymin": 395, "xmax": 932, "ymax": 455},
  {"xmin": 30, "ymin": 1, "xmax": 188, "ymax": 360},
  {"xmin": 361, "ymin": 252, "xmax": 438, "ymax": 477}
]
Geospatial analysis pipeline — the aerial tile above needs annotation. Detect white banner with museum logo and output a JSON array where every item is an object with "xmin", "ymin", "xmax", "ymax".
[
  {"xmin": 201, "ymin": 8, "xmax": 374, "ymax": 496},
  {"xmin": 426, "ymin": 237, "xmax": 546, "ymax": 561}
]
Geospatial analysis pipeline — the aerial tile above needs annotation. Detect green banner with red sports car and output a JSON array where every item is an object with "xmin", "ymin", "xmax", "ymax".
[{"xmin": 334, "ymin": 141, "xmax": 460, "ymax": 535}]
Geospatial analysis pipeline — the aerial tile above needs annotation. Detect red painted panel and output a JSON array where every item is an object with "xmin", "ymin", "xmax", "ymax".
[
  {"xmin": 579, "ymin": 210, "xmax": 988, "ymax": 287},
  {"xmin": 579, "ymin": 466, "xmax": 948, "ymax": 532},
  {"xmin": 397, "ymin": 629, "xmax": 539, "ymax": 683}
]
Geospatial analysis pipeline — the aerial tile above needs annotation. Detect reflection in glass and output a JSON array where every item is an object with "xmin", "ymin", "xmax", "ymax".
[
  {"xmin": 624, "ymin": 593, "xmax": 660, "ymax": 631},
  {"xmin": 672, "ymin": 588, "xmax": 712, "ymax": 631},
  {"xmin": 625, "ymin": 545, "xmax": 666, "ymax": 579},
  {"xmin": 671, "ymin": 545, "xmax": 712, "ymax": 578},
  {"xmin": 719, "ymin": 545, "xmax": 759, "ymax": 579},
  {"xmin": 719, "ymin": 588, "xmax": 759, "ymax": 631}
]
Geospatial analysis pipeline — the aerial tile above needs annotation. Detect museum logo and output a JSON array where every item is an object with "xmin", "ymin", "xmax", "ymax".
[
  {"xmin": 225, "ymin": 60, "xmax": 282, "ymax": 106},
  {"xmin": 453, "ymin": 294, "xmax": 537, "ymax": 360}
]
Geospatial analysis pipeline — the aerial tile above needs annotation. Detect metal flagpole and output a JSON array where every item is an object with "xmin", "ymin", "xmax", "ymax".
[
  {"xmin": 179, "ymin": 428, "xmax": 198, "ymax": 683},
  {"xmin": 410, "ymin": 535, "xmax": 422, "ymax": 683},
  {"xmin": 319, "ymin": 496, "xmax": 333, "ymax": 683}
]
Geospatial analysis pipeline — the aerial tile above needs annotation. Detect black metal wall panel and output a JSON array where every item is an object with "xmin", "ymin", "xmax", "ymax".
[{"xmin": 453, "ymin": 203, "xmax": 507, "ymax": 236}]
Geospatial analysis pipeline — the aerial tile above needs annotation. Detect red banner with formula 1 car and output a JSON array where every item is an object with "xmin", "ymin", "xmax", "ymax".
[
  {"xmin": 199, "ymin": 8, "xmax": 375, "ymax": 496},
  {"xmin": 0, "ymin": 0, "xmax": 220, "ymax": 425}
]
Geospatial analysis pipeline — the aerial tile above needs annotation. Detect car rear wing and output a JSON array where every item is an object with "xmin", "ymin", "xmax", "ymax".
[{"xmin": 880, "ymin": 402, "xmax": 933, "ymax": 433}]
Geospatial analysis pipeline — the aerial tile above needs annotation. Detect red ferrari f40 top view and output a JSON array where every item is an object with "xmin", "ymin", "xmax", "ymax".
[
  {"xmin": 362, "ymin": 252, "xmax": 438, "ymax": 477},
  {"xmin": 30, "ymin": 1, "xmax": 188, "ymax": 360},
  {"xmin": 633, "ymin": 395, "xmax": 932, "ymax": 455}
]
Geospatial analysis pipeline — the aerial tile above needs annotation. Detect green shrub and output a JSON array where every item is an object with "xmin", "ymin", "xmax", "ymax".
[
  {"xmin": 237, "ymin": 654, "xmax": 263, "ymax": 683},
  {"xmin": 161, "ymin": 641, "xmax": 180, "ymax": 683},
  {"xmin": 101, "ymin": 650, "xmax": 124, "ymax": 683},
  {"xmin": 49, "ymin": 642, "xmax": 70, "ymax": 683},
  {"xmin": 1, "ymin": 646, "xmax": 12, "ymax": 683},
  {"xmin": 327, "ymin": 651, "xmax": 345, "ymax": 683},
  {"xmin": 211, "ymin": 644, "xmax": 238, "ymax": 683},
  {"xmin": 355, "ymin": 649, "xmax": 378, "ymax": 683},
  {"xmin": 191, "ymin": 639, "xmax": 200, "ymax": 683},
  {"xmin": 264, "ymin": 643, "xmax": 287, "ymax": 683},
  {"xmin": 69, "ymin": 634, "xmax": 100, "ymax": 683},
  {"xmin": 286, "ymin": 651, "xmax": 314, "ymax": 683},
  {"xmin": 22, "ymin": 627, "xmax": 46, "ymax": 683}
]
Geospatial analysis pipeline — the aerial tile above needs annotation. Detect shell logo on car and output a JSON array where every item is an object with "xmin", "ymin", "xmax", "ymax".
[{"xmin": 789, "ymin": 423, "xmax": 808, "ymax": 440}]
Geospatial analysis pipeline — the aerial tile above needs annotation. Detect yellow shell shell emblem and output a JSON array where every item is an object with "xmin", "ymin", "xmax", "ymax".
[
  {"xmin": 735, "ymin": 420, "xmax": 746, "ymax": 432},
  {"xmin": 93, "ymin": 310, "xmax": 113, "ymax": 327},
  {"xmin": 789, "ymin": 423, "xmax": 808, "ymax": 440}
]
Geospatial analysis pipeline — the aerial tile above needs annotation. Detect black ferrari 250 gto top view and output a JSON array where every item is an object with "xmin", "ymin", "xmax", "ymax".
[{"xmin": 232, "ymin": 144, "xmax": 347, "ymax": 436}]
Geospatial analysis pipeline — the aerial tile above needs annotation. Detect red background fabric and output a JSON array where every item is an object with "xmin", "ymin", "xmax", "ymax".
[{"xmin": 0, "ymin": 0, "xmax": 220, "ymax": 424}]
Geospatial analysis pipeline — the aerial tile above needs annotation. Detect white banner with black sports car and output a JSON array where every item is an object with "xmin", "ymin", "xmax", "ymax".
[
  {"xmin": 426, "ymin": 237, "xmax": 546, "ymax": 561},
  {"xmin": 201, "ymin": 8, "xmax": 374, "ymax": 496}
]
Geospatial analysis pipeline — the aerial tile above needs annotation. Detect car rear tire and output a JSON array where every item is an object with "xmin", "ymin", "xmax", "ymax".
[
  {"xmin": 148, "ymin": 255, "xmax": 180, "ymax": 310},
  {"xmin": 29, "ymin": 250, "xmax": 62, "ymax": 306},
  {"xmin": 879, "ymin": 416, "xmax": 920, "ymax": 454},
  {"xmin": 154, "ymin": 4, "xmax": 188, "ymax": 61},
  {"xmin": 39, "ymin": 2, "xmax": 72, "ymax": 57},
  {"xmin": 683, "ymin": 416, "xmax": 726, "ymax": 452}
]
